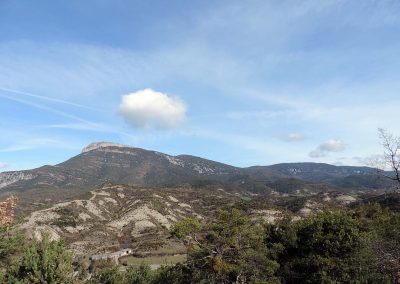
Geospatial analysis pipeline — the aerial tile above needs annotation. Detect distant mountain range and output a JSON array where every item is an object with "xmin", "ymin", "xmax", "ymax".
[{"xmin": 0, "ymin": 142, "xmax": 395, "ymax": 201}]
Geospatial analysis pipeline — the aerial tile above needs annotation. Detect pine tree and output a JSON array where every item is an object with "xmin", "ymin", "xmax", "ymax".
[{"xmin": 9, "ymin": 233, "xmax": 74, "ymax": 284}]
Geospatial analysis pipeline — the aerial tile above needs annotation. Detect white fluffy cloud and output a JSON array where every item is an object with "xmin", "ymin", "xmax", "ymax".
[
  {"xmin": 118, "ymin": 89, "xmax": 187, "ymax": 129},
  {"xmin": 309, "ymin": 139, "xmax": 346, "ymax": 158},
  {"xmin": 282, "ymin": 133, "xmax": 305, "ymax": 142},
  {"xmin": 0, "ymin": 162, "xmax": 9, "ymax": 169}
]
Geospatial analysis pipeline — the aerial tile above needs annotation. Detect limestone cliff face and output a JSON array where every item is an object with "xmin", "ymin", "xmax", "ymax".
[
  {"xmin": 81, "ymin": 142, "xmax": 129, "ymax": 153},
  {"xmin": 0, "ymin": 172, "xmax": 36, "ymax": 190}
]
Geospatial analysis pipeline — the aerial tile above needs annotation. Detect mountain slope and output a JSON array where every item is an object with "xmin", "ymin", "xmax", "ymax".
[
  {"xmin": 0, "ymin": 142, "xmax": 242, "ymax": 194},
  {"xmin": 264, "ymin": 163, "xmax": 394, "ymax": 189},
  {"xmin": 0, "ymin": 142, "xmax": 394, "ymax": 203}
]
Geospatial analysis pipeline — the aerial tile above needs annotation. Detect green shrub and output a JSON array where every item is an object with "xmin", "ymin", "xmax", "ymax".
[{"xmin": 8, "ymin": 233, "xmax": 74, "ymax": 284}]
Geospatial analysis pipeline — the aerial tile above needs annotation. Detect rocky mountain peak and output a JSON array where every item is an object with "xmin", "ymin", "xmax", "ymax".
[{"xmin": 81, "ymin": 142, "xmax": 130, "ymax": 153}]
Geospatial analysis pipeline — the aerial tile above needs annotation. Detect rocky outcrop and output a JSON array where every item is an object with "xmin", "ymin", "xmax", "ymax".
[
  {"xmin": 0, "ymin": 172, "xmax": 36, "ymax": 189},
  {"xmin": 81, "ymin": 142, "xmax": 129, "ymax": 153}
]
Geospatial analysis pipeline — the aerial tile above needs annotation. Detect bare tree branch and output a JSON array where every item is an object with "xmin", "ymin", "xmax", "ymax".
[{"xmin": 377, "ymin": 128, "xmax": 400, "ymax": 190}]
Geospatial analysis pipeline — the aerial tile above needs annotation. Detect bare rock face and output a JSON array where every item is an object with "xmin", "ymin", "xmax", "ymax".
[
  {"xmin": 0, "ymin": 172, "xmax": 36, "ymax": 189},
  {"xmin": 81, "ymin": 142, "xmax": 129, "ymax": 153}
]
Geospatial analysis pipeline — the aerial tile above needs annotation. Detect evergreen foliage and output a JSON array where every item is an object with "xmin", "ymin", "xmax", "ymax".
[
  {"xmin": 87, "ymin": 261, "xmax": 124, "ymax": 284},
  {"xmin": 172, "ymin": 209, "xmax": 280, "ymax": 283},
  {"xmin": 0, "ymin": 203, "xmax": 399, "ymax": 283},
  {"xmin": 6, "ymin": 234, "xmax": 74, "ymax": 284},
  {"xmin": 266, "ymin": 210, "xmax": 391, "ymax": 283},
  {"xmin": 125, "ymin": 264, "xmax": 154, "ymax": 284},
  {"xmin": 0, "ymin": 225, "xmax": 24, "ymax": 268}
]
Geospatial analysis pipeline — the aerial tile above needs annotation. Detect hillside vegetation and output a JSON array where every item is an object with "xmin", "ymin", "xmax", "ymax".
[{"xmin": 1, "ymin": 200, "xmax": 399, "ymax": 283}]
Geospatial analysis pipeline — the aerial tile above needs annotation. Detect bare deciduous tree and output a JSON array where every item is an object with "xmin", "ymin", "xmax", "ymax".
[{"xmin": 377, "ymin": 128, "xmax": 400, "ymax": 190}]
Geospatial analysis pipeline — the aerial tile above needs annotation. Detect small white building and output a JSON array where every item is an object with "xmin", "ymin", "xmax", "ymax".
[{"xmin": 89, "ymin": 248, "xmax": 133, "ymax": 263}]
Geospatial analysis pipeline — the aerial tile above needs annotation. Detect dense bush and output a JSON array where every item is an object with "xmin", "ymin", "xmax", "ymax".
[
  {"xmin": 171, "ymin": 209, "xmax": 280, "ymax": 283},
  {"xmin": 0, "ymin": 204, "xmax": 399, "ymax": 283},
  {"xmin": 0, "ymin": 225, "xmax": 24, "ymax": 268},
  {"xmin": 4, "ymin": 234, "xmax": 74, "ymax": 284},
  {"xmin": 266, "ymin": 210, "xmax": 391, "ymax": 283},
  {"xmin": 87, "ymin": 261, "xmax": 124, "ymax": 284}
]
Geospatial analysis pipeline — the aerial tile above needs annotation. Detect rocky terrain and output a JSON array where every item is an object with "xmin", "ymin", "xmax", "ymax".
[
  {"xmin": 16, "ymin": 182, "xmax": 241, "ymax": 266},
  {"xmin": 19, "ymin": 183, "xmax": 220, "ymax": 256},
  {"xmin": 16, "ymin": 181, "xmax": 363, "ymax": 259}
]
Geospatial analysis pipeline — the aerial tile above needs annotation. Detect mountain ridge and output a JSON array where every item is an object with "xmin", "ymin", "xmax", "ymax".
[{"xmin": 0, "ymin": 142, "xmax": 394, "ymax": 202}]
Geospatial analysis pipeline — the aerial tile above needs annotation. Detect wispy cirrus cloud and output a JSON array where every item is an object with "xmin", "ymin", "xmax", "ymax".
[
  {"xmin": 0, "ymin": 93, "xmax": 97, "ymax": 125},
  {"xmin": 0, "ymin": 138, "xmax": 81, "ymax": 153},
  {"xmin": 0, "ymin": 87, "xmax": 99, "ymax": 111},
  {"xmin": 38, "ymin": 123, "xmax": 106, "ymax": 132},
  {"xmin": 282, "ymin": 133, "xmax": 305, "ymax": 142}
]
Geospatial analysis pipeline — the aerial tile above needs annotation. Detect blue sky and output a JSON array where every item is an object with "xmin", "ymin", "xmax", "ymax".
[{"xmin": 1, "ymin": 0, "xmax": 400, "ymax": 171}]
